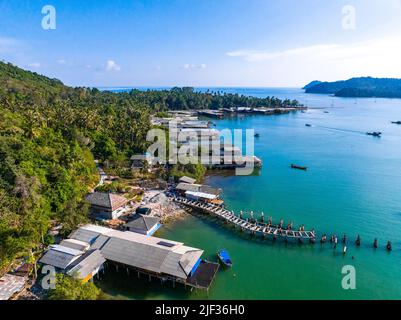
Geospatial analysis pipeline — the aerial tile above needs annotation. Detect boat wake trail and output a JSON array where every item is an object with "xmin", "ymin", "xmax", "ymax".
[{"xmin": 314, "ymin": 125, "xmax": 365, "ymax": 135}]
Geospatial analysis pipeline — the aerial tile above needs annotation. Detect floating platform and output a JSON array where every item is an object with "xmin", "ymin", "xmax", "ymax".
[{"xmin": 186, "ymin": 260, "xmax": 219, "ymax": 289}]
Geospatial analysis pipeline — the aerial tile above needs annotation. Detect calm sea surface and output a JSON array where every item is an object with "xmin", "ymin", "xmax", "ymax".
[{"xmin": 97, "ymin": 88, "xmax": 401, "ymax": 299}]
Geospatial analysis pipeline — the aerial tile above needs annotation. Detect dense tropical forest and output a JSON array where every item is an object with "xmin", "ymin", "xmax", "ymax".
[
  {"xmin": 127, "ymin": 87, "xmax": 300, "ymax": 111},
  {"xmin": 0, "ymin": 62, "xmax": 151, "ymax": 273},
  {"xmin": 0, "ymin": 61, "xmax": 298, "ymax": 273},
  {"xmin": 304, "ymin": 77, "xmax": 401, "ymax": 98}
]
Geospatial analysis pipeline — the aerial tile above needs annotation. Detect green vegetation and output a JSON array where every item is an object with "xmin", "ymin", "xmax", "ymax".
[
  {"xmin": 47, "ymin": 274, "xmax": 101, "ymax": 300},
  {"xmin": 304, "ymin": 77, "xmax": 401, "ymax": 98},
  {"xmin": 0, "ymin": 62, "xmax": 150, "ymax": 272},
  {"xmin": 169, "ymin": 163, "xmax": 207, "ymax": 183},
  {"xmin": 0, "ymin": 61, "xmax": 298, "ymax": 273},
  {"xmin": 121, "ymin": 86, "xmax": 300, "ymax": 111}
]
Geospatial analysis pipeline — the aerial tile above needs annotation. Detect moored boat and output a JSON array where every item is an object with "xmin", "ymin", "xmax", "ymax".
[
  {"xmin": 391, "ymin": 121, "xmax": 401, "ymax": 125},
  {"xmin": 366, "ymin": 131, "xmax": 382, "ymax": 137},
  {"xmin": 291, "ymin": 164, "xmax": 308, "ymax": 171},
  {"xmin": 217, "ymin": 249, "xmax": 233, "ymax": 267}
]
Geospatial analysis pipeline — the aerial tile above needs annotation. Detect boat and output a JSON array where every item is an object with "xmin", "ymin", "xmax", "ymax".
[
  {"xmin": 366, "ymin": 131, "xmax": 382, "ymax": 137},
  {"xmin": 305, "ymin": 124, "xmax": 312, "ymax": 127},
  {"xmin": 217, "ymin": 249, "xmax": 233, "ymax": 267},
  {"xmin": 291, "ymin": 164, "xmax": 307, "ymax": 171},
  {"xmin": 254, "ymin": 133, "xmax": 260, "ymax": 138},
  {"xmin": 391, "ymin": 121, "xmax": 401, "ymax": 125}
]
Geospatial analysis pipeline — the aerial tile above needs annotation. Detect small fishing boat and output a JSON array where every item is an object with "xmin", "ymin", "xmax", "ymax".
[
  {"xmin": 391, "ymin": 121, "xmax": 401, "ymax": 125},
  {"xmin": 305, "ymin": 124, "xmax": 312, "ymax": 127},
  {"xmin": 291, "ymin": 164, "xmax": 307, "ymax": 171},
  {"xmin": 366, "ymin": 131, "xmax": 382, "ymax": 137},
  {"xmin": 254, "ymin": 133, "xmax": 260, "ymax": 138},
  {"xmin": 217, "ymin": 249, "xmax": 233, "ymax": 267}
]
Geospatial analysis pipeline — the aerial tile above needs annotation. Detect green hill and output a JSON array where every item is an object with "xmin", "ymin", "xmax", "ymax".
[
  {"xmin": 0, "ymin": 62, "xmax": 151, "ymax": 273},
  {"xmin": 304, "ymin": 77, "xmax": 401, "ymax": 98}
]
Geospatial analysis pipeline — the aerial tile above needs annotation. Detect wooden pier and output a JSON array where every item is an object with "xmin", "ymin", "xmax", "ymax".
[{"xmin": 174, "ymin": 197, "xmax": 316, "ymax": 242}]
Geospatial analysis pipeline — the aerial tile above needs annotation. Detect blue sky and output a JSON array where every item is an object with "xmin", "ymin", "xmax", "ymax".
[{"xmin": 1, "ymin": 0, "xmax": 401, "ymax": 87}]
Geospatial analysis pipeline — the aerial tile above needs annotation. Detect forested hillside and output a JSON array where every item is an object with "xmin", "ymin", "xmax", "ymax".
[
  {"xmin": 0, "ymin": 61, "xmax": 298, "ymax": 272},
  {"xmin": 304, "ymin": 77, "xmax": 401, "ymax": 98},
  {"xmin": 0, "ymin": 62, "xmax": 151, "ymax": 273}
]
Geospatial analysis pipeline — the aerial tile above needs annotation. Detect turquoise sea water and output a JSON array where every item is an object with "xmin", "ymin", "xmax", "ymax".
[{"xmin": 97, "ymin": 88, "xmax": 401, "ymax": 299}]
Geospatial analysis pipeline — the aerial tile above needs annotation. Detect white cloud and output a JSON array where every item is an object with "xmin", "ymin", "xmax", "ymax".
[
  {"xmin": 226, "ymin": 35, "xmax": 401, "ymax": 85},
  {"xmin": 57, "ymin": 59, "xmax": 66, "ymax": 64},
  {"xmin": 183, "ymin": 63, "xmax": 207, "ymax": 70},
  {"xmin": 227, "ymin": 44, "xmax": 340, "ymax": 62},
  {"xmin": 227, "ymin": 36, "xmax": 401, "ymax": 66},
  {"xmin": 106, "ymin": 60, "xmax": 121, "ymax": 72},
  {"xmin": 27, "ymin": 62, "xmax": 41, "ymax": 68}
]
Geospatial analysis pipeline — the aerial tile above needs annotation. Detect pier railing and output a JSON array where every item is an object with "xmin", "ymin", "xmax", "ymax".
[{"xmin": 173, "ymin": 196, "xmax": 316, "ymax": 242}]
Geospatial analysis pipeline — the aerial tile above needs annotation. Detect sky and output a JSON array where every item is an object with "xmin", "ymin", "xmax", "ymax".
[{"xmin": 1, "ymin": 0, "xmax": 401, "ymax": 87}]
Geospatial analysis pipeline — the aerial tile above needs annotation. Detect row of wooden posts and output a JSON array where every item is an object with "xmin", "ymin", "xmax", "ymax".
[{"xmin": 216, "ymin": 210, "xmax": 393, "ymax": 252}]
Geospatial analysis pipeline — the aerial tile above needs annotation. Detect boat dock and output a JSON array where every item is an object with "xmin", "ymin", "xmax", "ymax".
[{"xmin": 173, "ymin": 197, "xmax": 316, "ymax": 242}]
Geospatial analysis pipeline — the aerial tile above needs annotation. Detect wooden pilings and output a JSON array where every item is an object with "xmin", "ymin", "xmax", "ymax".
[{"xmin": 173, "ymin": 197, "xmax": 396, "ymax": 252}]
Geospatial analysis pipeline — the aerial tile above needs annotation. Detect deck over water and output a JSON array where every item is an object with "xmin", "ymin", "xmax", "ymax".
[
  {"xmin": 186, "ymin": 260, "xmax": 219, "ymax": 289},
  {"xmin": 174, "ymin": 197, "xmax": 316, "ymax": 241}
]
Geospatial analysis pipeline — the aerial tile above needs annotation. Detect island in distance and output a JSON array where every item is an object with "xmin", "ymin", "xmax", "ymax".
[{"xmin": 304, "ymin": 77, "xmax": 401, "ymax": 98}]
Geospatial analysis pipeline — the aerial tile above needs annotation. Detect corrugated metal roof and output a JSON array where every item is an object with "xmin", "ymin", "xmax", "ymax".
[
  {"xmin": 176, "ymin": 183, "xmax": 220, "ymax": 196},
  {"xmin": 160, "ymin": 252, "xmax": 185, "ymax": 278},
  {"xmin": 176, "ymin": 183, "xmax": 201, "ymax": 192},
  {"xmin": 101, "ymin": 238, "xmax": 168, "ymax": 274},
  {"xmin": 86, "ymin": 192, "xmax": 128, "ymax": 211},
  {"xmin": 39, "ymin": 250, "xmax": 81, "ymax": 269},
  {"xmin": 180, "ymin": 251, "xmax": 202, "ymax": 275},
  {"xmin": 0, "ymin": 274, "xmax": 27, "ymax": 300},
  {"xmin": 126, "ymin": 214, "xmax": 160, "ymax": 232},
  {"xmin": 67, "ymin": 250, "xmax": 106, "ymax": 280},
  {"xmin": 185, "ymin": 191, "xmax": 217, "ymax": 200},
  {"xmin": 60, "ymin": 239, "xmax": 90, "ymax": 252},
  {"xmin": 104, "ymin": 229, "xmax": 180, "ymax": 247},
  {"xmin": 69, "ymin": 228, "xmax": 103, "ymax": 244},
  {"xmin": 178, "ymin": 176, "xmax": 196, "ymax": 184},
  {"xmin": 49, "ymin": 245, "xmax": 83, "ymax": 256},
  {"xmin": 90, "ymin": 235, "xmax": 110, "ymax": 250},
  {"xmin": 66, "ymin": 225, "xmax": 204, "ymax": 279},
  {"xmin": 100, "ymin": 237, "xmax": 202, "ymax": 279}
]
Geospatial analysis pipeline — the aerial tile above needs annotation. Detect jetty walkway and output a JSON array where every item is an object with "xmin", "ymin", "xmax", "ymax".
[{"xmin": 173, "ymin": 197, "xmax": 316, "ymax": 242}]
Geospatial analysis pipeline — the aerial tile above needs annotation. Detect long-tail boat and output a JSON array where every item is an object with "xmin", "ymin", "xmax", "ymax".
[
  {"xmin": 291, "ymin": 164, "xmax": 308, "ymax": 171},
  {"xmin": 217, "ymin": 249, "xmax": 233, "ymax": 267}
]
